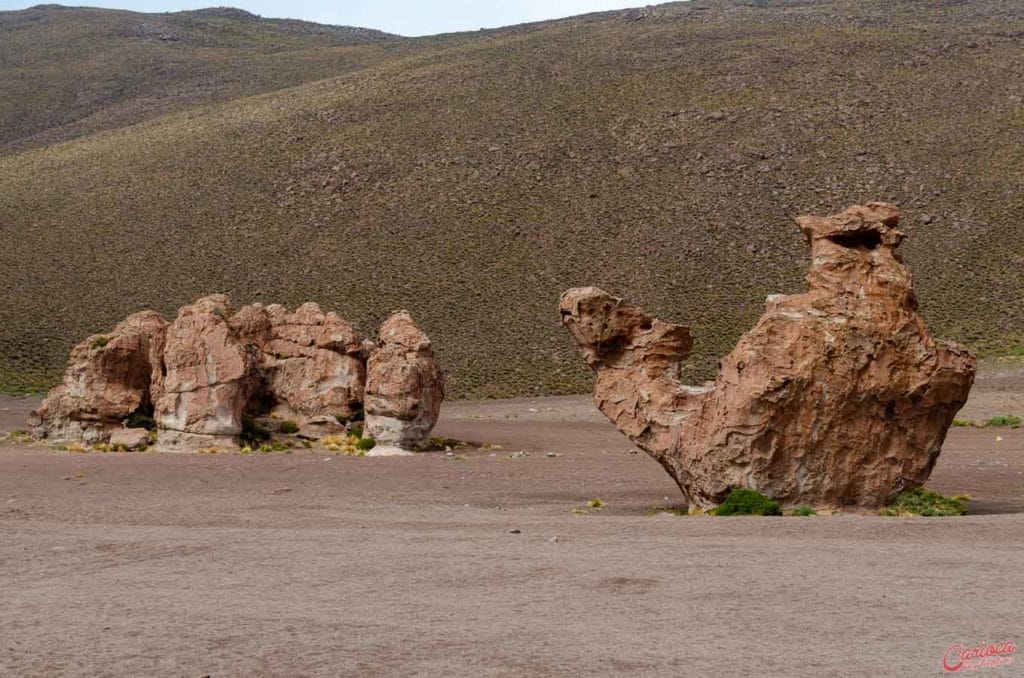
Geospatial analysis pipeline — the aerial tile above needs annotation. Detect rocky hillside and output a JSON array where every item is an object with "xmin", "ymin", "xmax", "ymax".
[
  {"xmin": 0, "ymin": 4, "xmax": 400, "ymax": 151},
  {"xmin": 1, "ymin": 0, "xmax": 1022, "ymax": 398}
]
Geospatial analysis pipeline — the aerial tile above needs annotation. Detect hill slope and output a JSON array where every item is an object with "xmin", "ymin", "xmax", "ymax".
[
  {"xmin": 0, "ymin": 4, "xmax": 400, "ymax": 152},
  {"xmin": 1, "ymin": 0, "xmax": 1022, "ymax": 398}
]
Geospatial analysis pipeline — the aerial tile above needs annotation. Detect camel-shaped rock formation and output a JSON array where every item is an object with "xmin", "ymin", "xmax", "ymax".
[{"xmin": 560, "ymin": 203, "xmax": 976, "ymax": 512}]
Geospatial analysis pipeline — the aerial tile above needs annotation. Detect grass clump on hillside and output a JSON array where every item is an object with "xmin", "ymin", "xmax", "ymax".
[
  {"xmin": 278, "ymin": 420, "xmax": 299, "ymax": 434},
  {"xmin": 712, "ymin": 488, "xmax": 782, "ymax": 516},
  {"xmin": 985, "ymin": 415, "xmax": 1021, "ymax": 428},
  {"xmin": 881, "ymin": 487, "xmax": 967, "ymax": 517}
]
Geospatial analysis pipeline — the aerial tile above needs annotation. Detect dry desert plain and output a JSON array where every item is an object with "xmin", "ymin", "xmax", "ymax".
[{"xmin": 0, "ymin": 363, "xmax": 1022, "ymax": 677}]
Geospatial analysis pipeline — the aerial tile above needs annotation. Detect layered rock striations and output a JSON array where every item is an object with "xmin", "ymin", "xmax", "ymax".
[{"xmin": 560, "ymin": 203, "xmax": 976, "ymax": 511}]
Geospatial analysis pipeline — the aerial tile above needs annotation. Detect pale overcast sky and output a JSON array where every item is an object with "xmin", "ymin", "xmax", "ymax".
[{"xmin": 1, "ymin": 1, "xmax": 651, "ymax": 36}]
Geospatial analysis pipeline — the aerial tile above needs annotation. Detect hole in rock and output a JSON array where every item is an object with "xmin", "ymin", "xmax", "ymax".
[{"xmin": 827, "ymin": 229, "xmax": 882, "ymax": 250}]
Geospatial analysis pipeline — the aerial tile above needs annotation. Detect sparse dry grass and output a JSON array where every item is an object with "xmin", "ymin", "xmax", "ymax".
[
  {"xmin": 0, "ymin": 1, "xmax": 1022, "ymax": 398},
  {"xmin": 0, "ymin": 5, "xmax": 403, "ymax": 152}
]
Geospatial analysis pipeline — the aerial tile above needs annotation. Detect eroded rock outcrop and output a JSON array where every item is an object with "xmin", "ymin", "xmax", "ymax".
[
  {"xmin": 31, "ymin": 298, "xmax": 443, "ymax": 450},
  {"xmin": 560, "ymin": 203, "xmax": 976, "ymax": 512},
  {"xmin": 364, "ymin": 311, "xmax": 445, "ymax": 454},
  {"xmin": 29, "ymin": 310, "xmax": 167, "ymax": 442},
  {"xmin": 260, "ymin": 302, "xmax": 366, "ymax": 421},
  {"xmin": 154, "ymin": 294, "xmax": 258, "ymax": 437}
]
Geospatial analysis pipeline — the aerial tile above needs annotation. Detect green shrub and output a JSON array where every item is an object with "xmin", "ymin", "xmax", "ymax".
[
  {"xmin": 279, "ymin": 420, "xmax": 299, "ymax": 434},
  {"xmin": 348, "ymin": 425, "xmax": 363, "ymax": 439},
  {"xmin": 240, "ymin": 415, "xmax": 271, "ymax": 445},
  {"xmin": 355, "ymin": 437, "xmax": 376, "ymax": 451},
  {"xmin": 90, "ymin": 336, "xmax": 109, "ymax": 349},
  {"xmin": 881, "ymin": 487, "xmax": 966, "ymax": 517},
  {"xmin": 985, "ymin": 415, "xmax": 1021, "ymax": 428},
  {"xmin": 334, "ymin": 414, "xmax": 348, "ymax": 425},
  {"xmin": 713, "ymin": 488, "xmax": 782, "ymax": 516},
  {"xmin": 951, "ymin": 418, "xmax": 975, "ymax": 427},
  {"xmin": 790, "ymin": 506, "xmax": 816, "ymax": 516}
]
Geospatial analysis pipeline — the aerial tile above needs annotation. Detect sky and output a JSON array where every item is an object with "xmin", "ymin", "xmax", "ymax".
[{"xmin": 1, "ymin": 0, "xmax": 649, "ymax": 36}]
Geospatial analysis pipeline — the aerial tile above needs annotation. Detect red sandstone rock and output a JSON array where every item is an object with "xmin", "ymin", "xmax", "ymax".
[
  {"xmin": 258, "ymin": 302, "xmax": 366, "ymax": 421},
  {"xmin": 364, "ymin": 311, "xmax": 444, "ymax": 451},
  {"xmin": 32, "ymin": 296, "xmax": 443, "ymax": 451},
  {"xmin": 30, "ymin": 310, "xmax": 167, "ymax": 442},
  {"xmin": 560, "ymin": 203, "xmax": 976, "ymax": 512},
  {"xmin": 109, "ymin": 427, "xmax": 151, "ymax": 450},
  {"xmin": 154, "ymin": 295, "xmax": 258, "ymax": 436},
  {"xmin": 296, "ymin": 414, "xmax": 348, "ymax": 440}
]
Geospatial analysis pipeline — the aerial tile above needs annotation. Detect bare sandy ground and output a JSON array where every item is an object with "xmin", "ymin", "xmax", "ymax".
[{"xmin": 1, "ymin": 364, "xmax": 1022, "ymax": 676}]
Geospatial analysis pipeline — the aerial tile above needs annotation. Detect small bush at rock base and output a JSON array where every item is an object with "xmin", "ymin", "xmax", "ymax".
[
  {"xmin": 240, "ymin": 415, "xmax": 271, "ymax": 446},
  {"xmin": 985, "ymin": 415, "xmax": 1021, "ymax": 428},
  {"xmin": 428, "ymin": 436, "xmax": 466, "ymax": 450},
  {"xmin": 881, "ymin": 487, "xmax": 967, "ymax": 517},
  {"xmin": 790, "ymin": 506, "xmax": 816, "ymax": 516},
  {"xmin": 713, "ymin": 488, "xmax": 782, "ymax": 516},
  {"xmin": 279, "ymin": 420, "xmax": 299, "ymax": 434},
  {"xmin": 355, "ymin": 437, "xmax": 376, "ymax": 451}
]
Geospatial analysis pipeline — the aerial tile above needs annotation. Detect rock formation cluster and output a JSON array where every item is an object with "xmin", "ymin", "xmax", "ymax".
[
  {"xmin": 30, "ymin": 296, "xmax": 444, "ymax": 452},
  {"xmin": 560, "ymin": 203, "xmax": 976, "ymax": 512}
]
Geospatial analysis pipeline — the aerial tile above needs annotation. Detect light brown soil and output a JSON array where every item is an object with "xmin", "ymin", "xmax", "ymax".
[{"xmin": 1, "ymin": 371, "xmax": 1022, "ymax": 676}]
